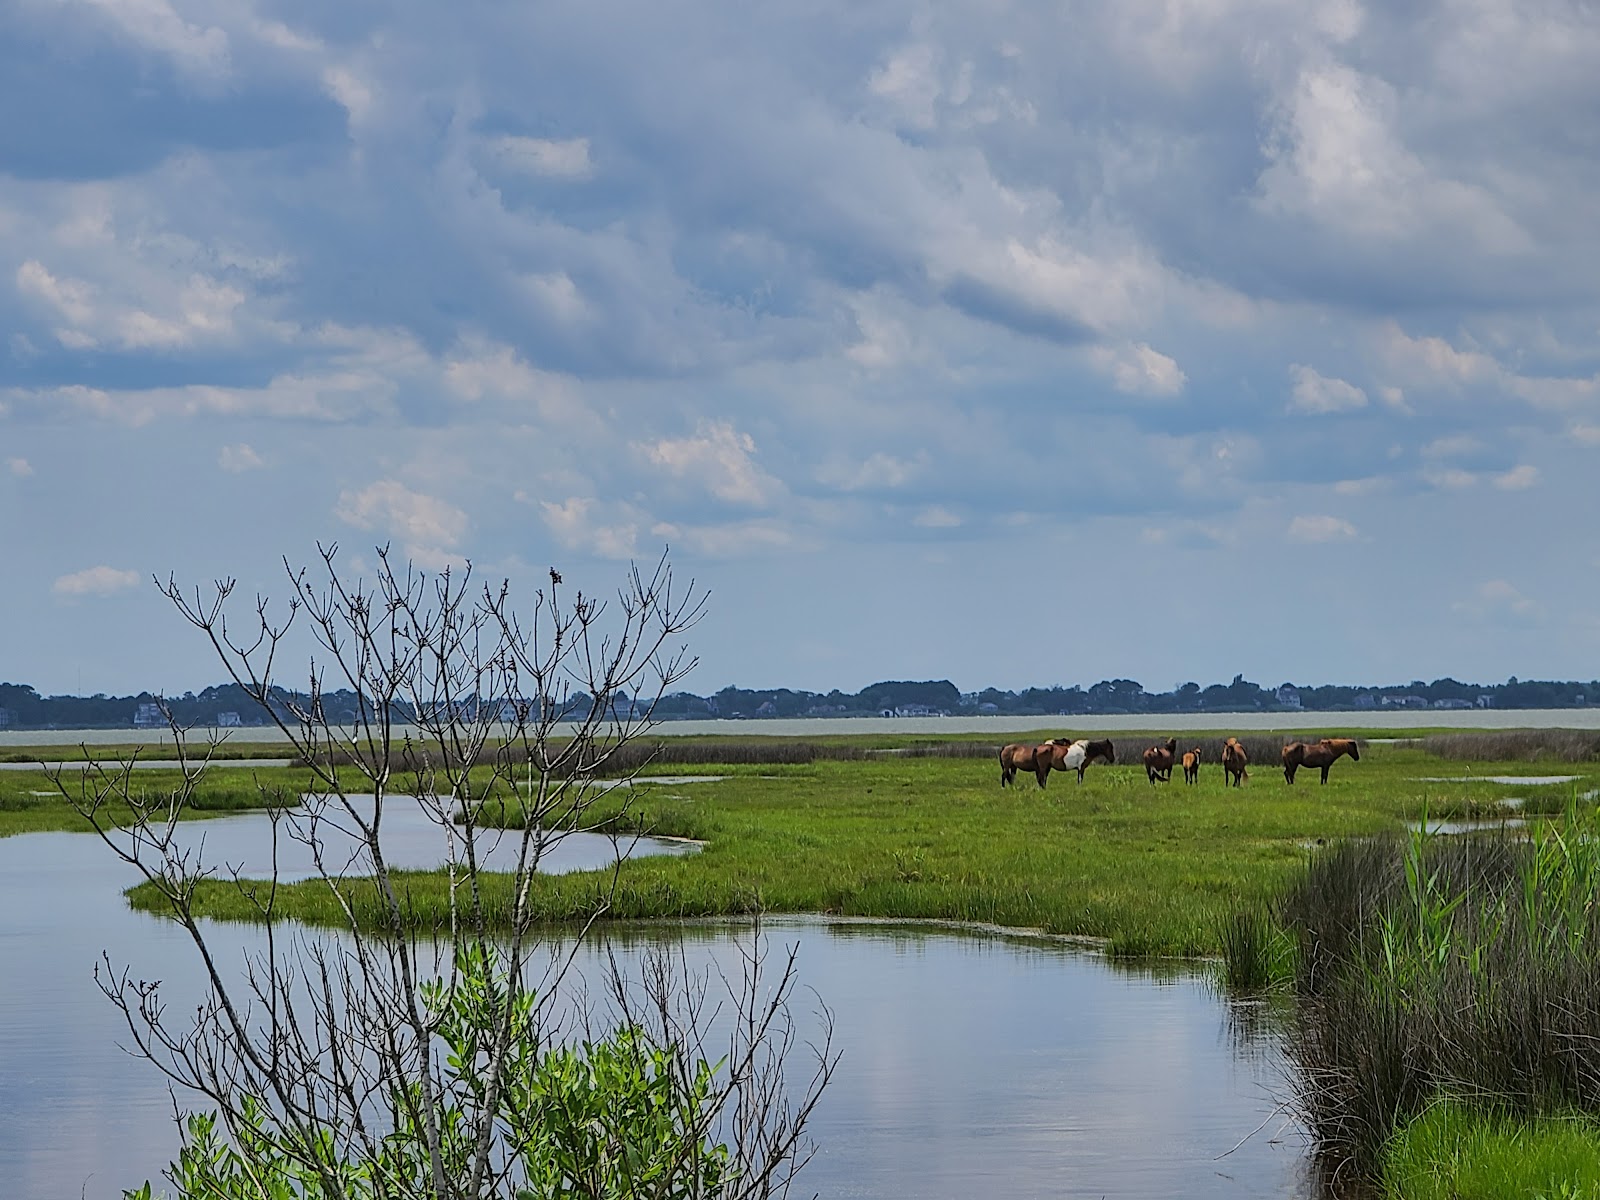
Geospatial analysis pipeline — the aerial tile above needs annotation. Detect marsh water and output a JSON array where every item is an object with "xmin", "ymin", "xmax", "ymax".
[
  {"xmin": 0, "ymin": 813, "xmax": 1310, "ymax": 1199},
  {"xmin": 6, "ymin": 707, "xmax": 1600, "ymax": 750}
]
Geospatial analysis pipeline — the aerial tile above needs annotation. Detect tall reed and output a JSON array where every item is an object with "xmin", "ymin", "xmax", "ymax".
[{"xmin": 1283, "ymin": 801, "xmax": 1600, "ymax": 1179}]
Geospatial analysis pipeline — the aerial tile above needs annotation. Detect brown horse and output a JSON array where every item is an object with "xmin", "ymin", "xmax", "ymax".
[
  {"xmin": 1221, "ymin": 737, "xmax": 1249, "ymax": 787},
  {"xmin": 1282, "ymin": 738, "xmax": 1360, "ymax": 784},
  {"xmin": 1000, "ymin": 740, "xmax": 1059, "ymax": 788},
  {"xmin": 1143, "ymin": 737, "xmax": 1177, "ymax": 784},
  {"xmin": 1041, "ymin": 738, "xmax": 1117, "ymax": 783},
  {"xmin": 1181, "ymin": 748, "xmax": 1201, "ymax": 784}
]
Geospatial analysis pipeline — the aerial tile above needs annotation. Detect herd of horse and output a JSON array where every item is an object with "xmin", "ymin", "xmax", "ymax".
[{"xmin": 997, "ymin": 735, "xmax": 1361, "ymax": 788}]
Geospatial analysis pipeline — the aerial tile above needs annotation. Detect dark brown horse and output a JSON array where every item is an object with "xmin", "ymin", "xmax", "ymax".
[
  {"xmin": 1282, "ymin": 738, "xmax": 1360, "ymax": 784},
  {"xmin": 1142, "ymin": 737, "xmax": 1177, "ymax": 784},
  {"xmin": 1000, "ymin": 740, "xmax": 1058, "ymax": 788},
  {"xmin": 1041, "ymin": 738, "xmax": 1117, "ymax": 783},
  {"xmin": 1221, "ymin": 737, "xmax": 1249, "ymax": 787},
  {"xmin": 1181, "ymin": 748, "xmax": 1201, "ymax": 784}
]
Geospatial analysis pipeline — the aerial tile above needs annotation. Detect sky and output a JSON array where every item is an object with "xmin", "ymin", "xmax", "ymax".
[{"xmin": 3, "ymin": 0, "xmax": 1600, "ymax": 698}]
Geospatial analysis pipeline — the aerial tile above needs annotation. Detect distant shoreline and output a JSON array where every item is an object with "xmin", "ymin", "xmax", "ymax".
[{"xmin": 6, "ymin": 707, "xmax": 1600, "ymax": 746}]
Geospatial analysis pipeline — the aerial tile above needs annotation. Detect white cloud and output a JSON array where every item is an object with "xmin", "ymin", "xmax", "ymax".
[
  {"xmin": 640, "ymin": 420, "xmax": 778, "ymax": 506},
  {"xmin": 75, "ymin": 0, "xmax": 230, "ymax": 81},
  {"xmin": 1569, "ymin": 425, "xmax": 1600, "ymax": 447},
  {"xmin": 1287, "ymin": 515, "xmax": 1357, "ymax": 543},
  {"xmin": 817, "ymin": 451, "xmax": 922, "ymax": 492},
  {"xmin": 335, "ymin": 481, "xmax": 468, "ymax": 566},
  {"xmin": 322, "ymin": 65, "xmax": 376, "ymax": 123},
  {"xmin": 53, "ymin": 565, "xmax": 141, "ymax": 597},
  {"xmin": 442, "ymin": 337, "xmax": 599, "ymax": 432},
  {"xmin": 17, "ymin": 260, "xmax": 96, "ymax": 326},
  {"xmin": 1422, "ymin": 433, "xmax": 1480, "ymax": 460},
  {"xmin": 1384, "ymin": 325, "xmax": 1600, "ymax": 410},
  {"xmin": 1333, "ymin": 476, "xmax": 1387, "ymax": 496},
  {"xmin": 1258, "ymin": 64, "xmax": 1525, "ymax": 250},
  {"xmin": 540, "ymin": 497, "xmax": 640, "ymax": 559},
  {"xmin": 115, "ymin": 275, "xmax": 245, "ymax": 348},
  {"xmin": 868, "ymin": 43, "xmax": 944, "ymax": 131},
  {"xmin": 218, "ymin": 443, "xmax": 264, "ymax": 472},
  {"xmin": 1454, "ymin": 579, "xmax": 1541, "ymax": 625},
  {"xmin": 1091, "ymin": 342, "xmax": 1186, "ymax": 397},
  {"xmin": 1492, "ymin": 464, "xmax": 1540, "ymax": 490},
  {"xmin": 1288, "ymin": 364, "xmax": 1367, "ymax": 414},
  {"xmin": 6, "ymin": 457, "xmax": 33, "ymax": 478},
  {"xmin": 649, "ymin": 518, "xmax": 792, "ymax": 558},
  {"xmin": 1422, "ymin": 466, "xmax": 1479, "ymax": 490},
  {"xmin": 522, "ymin": 272, "xmax": 591, "ymax": 324},
  {"xmin": 488, "ymin": 136, "xmax": 594, "ymax": 179},
  {"xmin": 912, "ymin": 505, "xmax": 962, "ymax": 528}
]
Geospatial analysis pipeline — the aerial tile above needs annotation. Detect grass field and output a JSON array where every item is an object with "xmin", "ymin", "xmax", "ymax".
[
  {"xmin": 1383, "ymin": 1102, "xmax": 1600, "ymax": 1199},
  {"xmin": 108, "ymin": 737, "xmax": 1595, "ymax": 957},
  {"xmin": 0, "ymin": 765, "xmax": 312, "ymax": 836}
]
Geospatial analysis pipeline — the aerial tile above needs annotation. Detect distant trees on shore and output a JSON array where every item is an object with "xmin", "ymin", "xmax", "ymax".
[{"xmin": 3, "ymin": 673, "xmax": 1597, "ymax": 730}]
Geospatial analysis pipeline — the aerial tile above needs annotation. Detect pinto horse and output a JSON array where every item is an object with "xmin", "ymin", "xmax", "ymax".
[
  {"xmin": 1221, "ymin": 737, "xmax": 1249, "ymax": 787},
  {"xmin": 1142, "ymin": 737, "xmax": 1178, "ymax": 784},
  {"xmin": 1181, "ymin": 748, "xmax": 1201, "ymax": 784},
  {"xmin": 1042, "ymin": 738, "xmax": 1116, "ymax": 783},
  {"xmin": 1281, "ymin": 738, "xmax": 1360, "ymax": 784},
  {"xmin": 1000, "ymin": 741, "xmax": 1056, "ymax": 788}
]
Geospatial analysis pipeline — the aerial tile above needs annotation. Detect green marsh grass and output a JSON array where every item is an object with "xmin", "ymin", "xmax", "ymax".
[
  {"xmin": 123, "ymin": 741, "xmax": 1600, "ymax": 960},
  {"xmin": 1383, "ymin": 1101, "xmax": 1600, "ymax": 1200},
  {"xmin": 0, "ymin": 766, "xmax": 309, "ymax": 837}
]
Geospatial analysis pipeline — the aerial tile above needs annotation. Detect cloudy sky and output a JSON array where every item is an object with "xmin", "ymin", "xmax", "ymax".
[{"xmin": 3, "ymin": 0, "xmax": 1599, "ymax": 697}]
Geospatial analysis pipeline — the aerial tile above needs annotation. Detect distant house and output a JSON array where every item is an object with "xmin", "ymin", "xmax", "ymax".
[
  {"xmin": 1381, "ymin": 695, "xmax": 1429, "ymax": 709},
  {"xmin": 216, "ymin": 711, "xmax": 242, "ymax": 727},
  {"xmin": 1275, "ymin": 684, "xmax": 1302, "ymax": 709},
  {"xmin": 1354, "ymin": 693, "xmax": 1377, "ymax": 710},
  {"xmin": 1432, "ymin": 699, "xmax": 1473, "ymax": 710},
  {"xmin": 133, "ymin": 702, "xmax": 165, "ymax": 727},
  {"xmin": 886, "ymin": 704, "xmax": 945, "ymax": 718},
  {"xmin": 1477, "ymin": 694, "xmax": 1495, "ymax": 708},
  {"xmin": 0, "ymin": 706, "xmax": 11, "ymax": 728},
  {"xmin": 755, "ymin": 701, "xmax": 778, "ymax": 717}
]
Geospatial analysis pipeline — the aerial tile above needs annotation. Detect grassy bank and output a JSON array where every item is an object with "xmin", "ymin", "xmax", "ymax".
[
  {"xmin": 124, "ymin": 741, "xmax": 1592, "ymax": 957},
  {"xmin": 0, "ymin": 766, "xmax": 310, "ymax": 837},
  {"xmin": 1383, "ymin": 1102, "xmax": 1600, "ymax": 1198}
]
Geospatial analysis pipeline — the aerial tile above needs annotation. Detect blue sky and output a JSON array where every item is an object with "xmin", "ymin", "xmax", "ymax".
[{"xmin": 3, "ymin": 0, "xmax": 1599, "ymax": 697}]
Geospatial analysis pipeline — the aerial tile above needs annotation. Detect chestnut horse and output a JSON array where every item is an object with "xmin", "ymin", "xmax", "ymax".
[
  {"xmin": 1181, "ymin": 748, "xmax": 1201, "ymax": 784},
  {"xmin": 1281, "ymin": 738, "xmax": 1360, "ymax": 784},
  {"xmin": 1042, "ymin": 738, "xmax": 1117, "ymax": 783},
  {"xmin": 1221, "ymin": 737, "xmax": 1249, "ymax": 787},
  {"xmin": 1000, "ymin": 740, "xmax": 1057, "ymax": 788},
  {"xmin": 1143, "ymin": 737, "xmax": 1178, "ymax": 784}
]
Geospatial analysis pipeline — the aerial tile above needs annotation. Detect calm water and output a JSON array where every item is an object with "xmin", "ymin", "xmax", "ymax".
[
  {"xmin": 4, "ymin": 707, "xmax": 1597, "ymax": 748},
  {"xmin": 0, "ymin": 817, "xmax": 1309, "ymax": 1198}
]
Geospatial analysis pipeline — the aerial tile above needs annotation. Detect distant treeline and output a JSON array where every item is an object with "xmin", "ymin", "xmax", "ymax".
[{"xmin": 2, "ymin": 672, "xmax": 1597, "ymax": 730}]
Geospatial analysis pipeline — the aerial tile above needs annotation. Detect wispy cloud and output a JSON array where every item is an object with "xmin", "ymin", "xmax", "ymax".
[
  {"xmin": 1288, "ymin": 515, "xmax": 1357, "ymax": 543},
  {"xmin": 53, "ymin": 566, "xmax": 141, "ymax": 597}
]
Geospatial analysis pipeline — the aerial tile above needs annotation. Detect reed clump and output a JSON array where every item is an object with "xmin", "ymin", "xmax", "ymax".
[
  {"xmin": 1282, "ymin": 809, "xmax": 1600, "ymax": 1181},
  {"xmin": 303, "ymin": 738, "xmax": 870, "ymax": 774},
  {"xmin": 1417, "ymin": 729, "xmax": 1600, "ymax": 763}
]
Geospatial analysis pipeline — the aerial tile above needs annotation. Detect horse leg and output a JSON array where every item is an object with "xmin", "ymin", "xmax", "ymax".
[
  {"xmin": 1321, "ymin": 765, "xmax": 1330, "ymax": 784},
  {"xmin": 1284, "ymin": 765, "xmax": 1296, "ymax": 785}
]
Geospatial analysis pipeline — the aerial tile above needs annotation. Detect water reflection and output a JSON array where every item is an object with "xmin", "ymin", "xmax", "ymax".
[{"xmin": 0, "ymin": 824, "xmax": 1310, "ymax": 1198}]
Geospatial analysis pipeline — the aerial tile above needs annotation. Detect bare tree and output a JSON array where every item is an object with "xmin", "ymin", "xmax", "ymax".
[{"xmin": 53, "ymin": 545, "xmax": 834, "ymax": 1200}]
